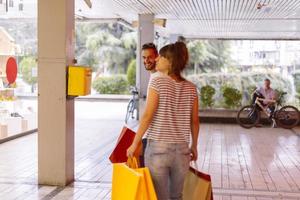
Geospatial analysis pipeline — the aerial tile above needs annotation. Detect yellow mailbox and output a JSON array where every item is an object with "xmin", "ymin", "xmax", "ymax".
[{"xmin": 68, "ymin": 66, "xmax": 92, "ymax": 96}]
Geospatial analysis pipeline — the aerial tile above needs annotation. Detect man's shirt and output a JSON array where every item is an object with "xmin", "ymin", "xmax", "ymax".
[
  {"xmin": 256, "ymin": 87, "xmax": 275, "ymax": 105},
  {"xmin": 147, "ymin": 71, "xmax": 163, "ymax": 94}
]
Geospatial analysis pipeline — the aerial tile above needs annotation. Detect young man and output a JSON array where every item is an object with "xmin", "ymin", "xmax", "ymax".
[
  {"xmin": 257, "ymin": 78, "xmax": 276, "ymax": 112},
  {"xmin": 141, "ymin": 42, "xmax": 160, "ymax": 80},
  {"xmin": 140, "ymin": 42, "xmax": 159, "ymax": 167},
  {"xmin": 254, "ymin": 79, "xmax": 276, "ymax": 109},
  {"xmin": 251, "ymin": 79, "xmax": 276, "ymax": 124}
]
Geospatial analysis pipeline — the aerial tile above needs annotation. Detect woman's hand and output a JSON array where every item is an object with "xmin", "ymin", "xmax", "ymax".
[
  {"xmin": 190, "ymin": 145, "xmax": 198, "ymax": 161},
  {"xmin": 127, "ymin": 143, "xmax": 137, "ymax": 158}
]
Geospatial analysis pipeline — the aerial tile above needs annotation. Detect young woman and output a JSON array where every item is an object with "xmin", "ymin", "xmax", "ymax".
[{"xmin": 127, "ymin": 42, "xmax": 199, "ymax": 200}]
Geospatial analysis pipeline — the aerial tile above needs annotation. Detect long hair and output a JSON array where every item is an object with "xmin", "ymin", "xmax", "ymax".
[{"xmin": 159, "ymin": 41, "xmax": 188, "ymax": 80}]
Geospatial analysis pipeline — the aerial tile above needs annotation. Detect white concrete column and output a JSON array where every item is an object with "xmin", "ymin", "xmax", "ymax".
[
  {"xmin": 169, "ymin": 34, "xmax": 180, "ymax": 43},
  {"xmin": 38, "ymin": 0, "xmax": 75, "ymax": 186},
  {"xmin": 137, "ymin": 14, "xmax": 155, "ymax": 118}
]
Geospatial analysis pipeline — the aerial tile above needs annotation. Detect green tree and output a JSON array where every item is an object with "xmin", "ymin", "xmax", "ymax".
[
  {"xmin": 121, "ymin": 32, "xmax": 137, "ymax": 72},
  {"xmin": 127, "ymin": 59, "xmax": 136, "ymax": 86},
  {"xmin": 75, "ymin": 22, "xmax": 136, "ymax": 75},
  {"xmin": 187, "ymin": 40, "xmax": 232, "ymax": 73},
  {"xmin": 19, "ymin": 56, "xmax": 37, "ymax": 92},
  {"xmin": 205, "ymin": 40, "xmax": 232, "ymax": 72},
  {"xmin": 92, "ymin": 75, "xmax": 128, "ymax": 94},
  {"xmin": 187, "ymin": 40, "xmax": 209, "ymax": 74},
  {"xmin": 200, "ymin": 85, "xmax": 215, "ymax": 108},
  {"xmin": 221, "ymin": 85, "xmax": 242, "ymax": 108}
]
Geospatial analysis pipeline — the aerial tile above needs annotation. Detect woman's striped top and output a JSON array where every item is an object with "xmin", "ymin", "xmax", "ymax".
[{"xmin": 146, "ymin": 75, "xmax": 198, "ymax": 143}]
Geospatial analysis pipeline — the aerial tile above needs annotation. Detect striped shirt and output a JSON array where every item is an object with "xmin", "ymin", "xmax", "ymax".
[{"xmin": 146, "ymin": 75, "xmax": 198, "ymax": 143}]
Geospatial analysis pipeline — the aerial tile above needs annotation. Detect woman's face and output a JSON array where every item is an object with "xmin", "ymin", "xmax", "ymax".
[{"xmin": 155, "ymin": 55, "xmax": 171, "ymax": 74}]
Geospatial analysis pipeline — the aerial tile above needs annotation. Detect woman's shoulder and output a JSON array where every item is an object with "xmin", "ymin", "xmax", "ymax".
[{"xmin": 149, "ymin": 74, "xmax": 170, "ymax": 90}]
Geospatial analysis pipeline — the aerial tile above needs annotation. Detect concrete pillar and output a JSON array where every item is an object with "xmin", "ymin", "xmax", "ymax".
[
  {"xmin": 169, "ymin": 34, "xmax": 180, "ymax": 43},
  {"xmin": 38, "ymin": 0, "xmax": 75, "ymax": 186},
  {"xmin": 136, "ymin": 14, "xmax": 155, "ymax": 119}
]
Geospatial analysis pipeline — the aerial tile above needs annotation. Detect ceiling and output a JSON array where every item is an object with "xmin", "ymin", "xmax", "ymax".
[
  {"xmin": 109, "ymin": 0, "xmax": 300, "ymax": 39},
  {"xmin": 1, "ymin": 0, "xmax": 300, "ymax": 39}
]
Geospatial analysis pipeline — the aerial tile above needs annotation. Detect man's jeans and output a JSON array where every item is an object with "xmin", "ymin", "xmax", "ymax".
[
  {"xmin": 145, "ymin": 140, "xmax": 190, "ymax": 200},
  {"xmin": 251, "ymin": 92, "xmax": 275, "ymax": 120},
  {"xmin": 139, "ymin": 138, "xmax": 148, "ymax": 167}
]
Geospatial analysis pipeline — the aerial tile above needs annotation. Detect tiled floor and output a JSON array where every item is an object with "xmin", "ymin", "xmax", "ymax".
[
  {"xmin": 0, "ymin": 118, "xmax": 119, "ymax": 200},
  {"xmin": 0, "ymin": 102, "xmax": 300, "ymax": 199}
]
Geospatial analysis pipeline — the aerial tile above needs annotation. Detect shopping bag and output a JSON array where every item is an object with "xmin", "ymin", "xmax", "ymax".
[
  {"xmin": 136, "ymin": 167, "xmax": 157, "ymax": 200},
  {"xmin": 129, "ymin": 157, "xmax": 157, "ymax": 200},
  {"xmin": 111, "ymin": 159, "xmax": 142, "ymax": 200},
  {"xmin": 111, "ymin": 157, "xmax": 157, "ymax": 200},
  {"xmin": 183, "ymin": 163, "xmax": 213, "ymax": 200},
  {"xmin": 109, "ymin": 126, "xmax": 142, "ymax": 163}
]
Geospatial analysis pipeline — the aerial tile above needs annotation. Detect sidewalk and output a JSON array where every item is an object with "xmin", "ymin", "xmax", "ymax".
[{"xmin": 0, "ymin": 101, "xmax": 300, "ymax": 199}]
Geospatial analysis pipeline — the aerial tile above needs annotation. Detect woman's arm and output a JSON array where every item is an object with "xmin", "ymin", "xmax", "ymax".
[
  {"xmin": 190, "ymin": 96, "xmax": 199, "ymax": 161},
  {"xmin": 127, "ymin": 88, "xmax": 159, "ymax": 157}
]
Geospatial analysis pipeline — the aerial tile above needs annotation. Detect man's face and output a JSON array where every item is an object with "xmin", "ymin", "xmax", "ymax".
[
  {"xmin": 142, "ymin": 49, "xmax": 157, "ymax": 71},
  {"xmin": 264, "ymin": 80, "xmax": 271, "ymax": 89}
]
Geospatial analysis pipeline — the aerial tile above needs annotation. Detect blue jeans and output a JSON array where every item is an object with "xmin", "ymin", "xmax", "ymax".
[{"xmin": 145, "ymin": 140, "xmax": 190, "ymax": 200}]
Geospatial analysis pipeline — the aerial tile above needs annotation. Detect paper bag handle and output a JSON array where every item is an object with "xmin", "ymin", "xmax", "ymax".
[
  {"xmin": 127, "ymin": 157, "xmax": 139, "ymax": 169},
  {"xmin": 190, "ymin": 161, "xmax": 199, "ymax": 169},
  {"xmin": 190, "ymin": 161, "xmax": 200, "ymax": 175}
]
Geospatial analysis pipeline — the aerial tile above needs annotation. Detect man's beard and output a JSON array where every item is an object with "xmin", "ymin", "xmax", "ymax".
[{"xmin": 145, "ymin": 62, "xmax": 156, "ymax": 71}]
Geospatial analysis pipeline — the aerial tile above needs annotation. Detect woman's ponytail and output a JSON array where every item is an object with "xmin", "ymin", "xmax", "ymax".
[
  {"xmin": 174, "ymin": 41, "xmax": 189, "ymax": 69},
  {"xmin": 158, "ymin": 41, "xmax": 189, "ymax": 80}
]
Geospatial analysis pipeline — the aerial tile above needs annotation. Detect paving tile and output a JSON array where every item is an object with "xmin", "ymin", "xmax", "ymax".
[{"xmin": 0, "ymin": 105, "xmax": 300, "ymax": 200}]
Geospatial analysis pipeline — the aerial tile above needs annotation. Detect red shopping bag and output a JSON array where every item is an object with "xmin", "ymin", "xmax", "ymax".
[
  {"xmin": 183, "ymin": 165, "xmax": 213, "ymax": 200},
  {"xmin": 109, "ymin": 126, "xmax": 142, "ymax": 163}
]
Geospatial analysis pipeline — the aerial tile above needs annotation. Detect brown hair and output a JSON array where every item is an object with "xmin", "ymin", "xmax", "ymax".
[
  {"xmin": 159, "ymin": 41, "xmax": 189, "ymax": 80},
  {"xmin": 142, "ymin": 42, "xmax": 158, "ymax": 55}
]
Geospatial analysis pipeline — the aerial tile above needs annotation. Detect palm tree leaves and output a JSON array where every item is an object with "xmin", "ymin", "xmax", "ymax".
[{"xmin": 76, "ymin": 23, "xmax": 136, "ymax": 75}]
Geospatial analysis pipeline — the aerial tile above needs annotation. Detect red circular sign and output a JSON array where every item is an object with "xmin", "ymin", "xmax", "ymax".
[{"xmin": 6, "ymin": 57, "xmax": 18, "ymax": 84}]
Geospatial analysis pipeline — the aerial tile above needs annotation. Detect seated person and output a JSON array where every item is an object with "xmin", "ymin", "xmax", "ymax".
[{"xmin": 252, "ymin": 78, "xmax": 276, "ymax": 116}]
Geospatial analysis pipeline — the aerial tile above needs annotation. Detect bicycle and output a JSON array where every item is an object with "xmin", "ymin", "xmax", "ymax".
[
  {"xmin": 237, "ymin": 91, "xmax": 300, "ymax": 129},
  {"xmin": 125, "ymin": 86, "xmax": 139, "ymax": 124}
]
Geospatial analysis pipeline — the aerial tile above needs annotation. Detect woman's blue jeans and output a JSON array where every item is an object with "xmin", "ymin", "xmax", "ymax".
[{"xmin": 145, "ymin": 140, "xmax": 190, "ymax": 200}]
